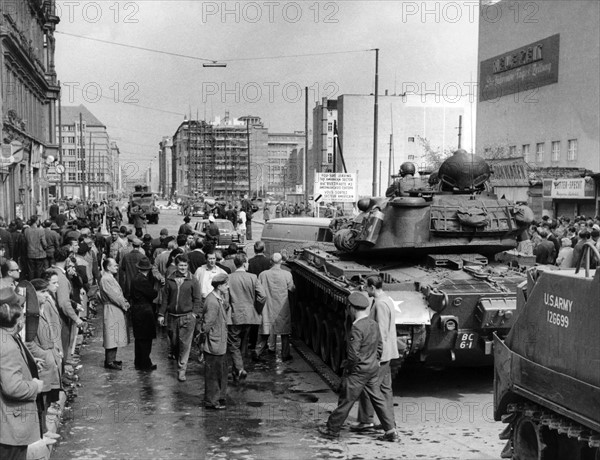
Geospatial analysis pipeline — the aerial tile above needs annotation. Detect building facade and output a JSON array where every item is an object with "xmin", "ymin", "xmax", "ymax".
[
  {"xmin": 476, "ymin": 0, "xmax": 600, "ymax": 217},
  {"xmin": 58, "ymin": 105, "xmax": 119, "ymax": 202},
  {"xmin": 0, "ymin": 0, "xmax": 60, "ymax": 220},
  {"xmin": 266, "ymin": 132, "xmax": 305, "ymax": 196}
]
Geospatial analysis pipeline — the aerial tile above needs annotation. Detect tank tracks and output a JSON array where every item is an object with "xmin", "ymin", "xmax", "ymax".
[{"xmin": 500, "ymin": 402, "xmax": 600, "ymax": 459}]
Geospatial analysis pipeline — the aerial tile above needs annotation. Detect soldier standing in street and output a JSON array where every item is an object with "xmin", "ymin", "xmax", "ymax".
[
  {"xmin": 319, "ymin": 291, "xmax": 397, "ymax": 441},
  {"xmin": 130, "ymin": 257, "xmax": 158, "ymax": 371},
  {"xmin": 351, "ymin": 275, "xmax": 399, "ymax": 439},
  {"xmin": 158, "ymin": 254, "xmax": 202, "ymax": 382}
]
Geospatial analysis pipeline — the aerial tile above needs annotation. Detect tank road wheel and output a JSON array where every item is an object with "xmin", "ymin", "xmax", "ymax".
[
  {"xmin": 320, "ymin": 320, "xmax": 331, "ymax": 364},
  {"xmin": 329, "ymin": 326, "xmax": 344, "ymax": 374},
  {"xmin": 302, "ymin": 304, "xmax": 312, "ymax": 347},
  {"xmin": 311, "ymin": 313, "xmax": 322, "ymax": 354},
  {"xmin": 512, "ymin": 416, "xmax": 557, "ymax": 460}
]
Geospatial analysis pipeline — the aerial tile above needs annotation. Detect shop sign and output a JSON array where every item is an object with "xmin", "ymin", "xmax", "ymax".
[
  {"xmin": 543, "ymin": 178, "xmax": 595, "ymax": 199},
  {"xmin": 479, "ymin": 34, "xmax": 560, "ymax": 102}
]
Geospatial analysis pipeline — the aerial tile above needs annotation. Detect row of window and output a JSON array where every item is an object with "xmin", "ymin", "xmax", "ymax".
[{"xmin": 514, "ymin": 139, "xmax": 578, "ymax": 163}]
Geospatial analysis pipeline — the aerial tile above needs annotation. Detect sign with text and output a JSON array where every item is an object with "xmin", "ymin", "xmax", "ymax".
[
  {"xmin": 479, "ymin": 34, "xmax": 560, "ymax": 102},
  {"xmin": 543, "ymin": 178, "xmax": 595, "ymax": 199},
  {"xmin": 314, "ymin": 173, "xmax": 357, "ymax": 203}
]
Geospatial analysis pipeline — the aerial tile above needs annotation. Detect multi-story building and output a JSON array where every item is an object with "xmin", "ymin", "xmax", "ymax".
[
  {"xmin": 476, "ymin": 0, "xmax": 600, "ymax": 217},
  {"xmin": 311, "ymin": 94, "xmax": 468, "ymax": 197},
  {"xmin": 58, "ymin": 105, "xmax": 119, "ymax": 201},
  {"xmin": 0, "ymin": 0, "xmax": 60, "ymax": 220},
  {"xmin": 172, "ymin": 116, "xmax": 251, "ymax": 199},
  {"xmin": 158, "ymin": 136, "xmax": 173, "ymax": 198},
  {"xmin": 267, "ymin": 132, "xmax": 305, "ymax": 196}
]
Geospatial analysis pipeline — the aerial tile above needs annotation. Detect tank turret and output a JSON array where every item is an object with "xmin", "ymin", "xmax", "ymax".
[
  {"xmin": 438, "ymin": 149, "xmax": 490, "ymax": 192},
  {"xmin": 331, "ymin": 151, "xmax": 532, "ymax": 256}
]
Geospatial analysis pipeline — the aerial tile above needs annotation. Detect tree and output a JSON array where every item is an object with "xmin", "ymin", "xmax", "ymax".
[{"xmin": 416, "ymin": 136, "xmax": 452, "ymax": 172}]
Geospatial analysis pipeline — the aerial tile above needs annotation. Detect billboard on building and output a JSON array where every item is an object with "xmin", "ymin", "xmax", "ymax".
[
  {"xmin": 479, "ymin": 34, "xmax": 560, "ymax": 102},
  {"xmin": 314, "ymin": 173, "xmax": 357, "ymax": 203},
  {"xmin": 543, "ymin": 178, "xmax": 595, "ymax": 199}
]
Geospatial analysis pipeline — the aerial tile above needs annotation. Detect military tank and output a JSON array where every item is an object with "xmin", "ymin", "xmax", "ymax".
[
  {"xmin": 493, "ymin": 243, "xmax": 600, "ymax": 459},
  {"xmin": 289, "ymin": 150, "xmax": 534, "ymax": 374}
]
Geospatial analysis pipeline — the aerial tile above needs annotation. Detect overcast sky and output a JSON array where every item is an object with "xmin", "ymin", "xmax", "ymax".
[{"xmin": 55, "ymin": 1, "xmax": 479, "ymax": 180}]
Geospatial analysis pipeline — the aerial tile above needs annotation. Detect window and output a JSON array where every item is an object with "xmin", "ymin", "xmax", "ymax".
[
  {"xmin": 327, "ymin": 153, "xmax": 333, "ymax": 163},
  {"xmin": 567, "ymin": 139, "xmax": 578, "ymax": 161},
  {"xmin": 67, "ymin": 161, "xmax": 76, "ymax": 168},
  {"xmin": 509, "ymin": 145, "xmax": 517, "ymax": 156},
  {"xmin": 327, "ymin": 137, "xmax": 332, "ymax": 148},
  {"xmin": 408, "ymin": 155, "xmax": 415, "ymax": 160},
  {"xmin": 327, "ymin": 122, "xmax": 333, "ymax": 132},
  {"xmin": 536, "ymin": 143, "xmax": 544, "ymax": 162},
  {"xmin": 408, "ymin": 137, "xmax": 415, "ymax": 143},
  {"xmin": 522, "ymin": 144, "xmax": 530, "ymax": 162},
  {"xmin": 68, "ymin": 172, "xmax": 76, "ymax": 181},
  {"xmin": 551, "ymin": 141, "xmax": 560, "ymax": 161}
]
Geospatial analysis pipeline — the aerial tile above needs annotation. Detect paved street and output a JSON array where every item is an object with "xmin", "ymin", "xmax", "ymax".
[{"xmin": 50, "ymin": 206, "xmax": 506, "ymax": 460}]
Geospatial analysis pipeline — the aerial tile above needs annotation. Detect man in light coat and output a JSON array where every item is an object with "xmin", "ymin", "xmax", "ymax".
[
  {"xmin": 227, "ymin": 253, "xmax": 266, "ymax": 383},
  {"xmin": 255, "ymin": 253, "xmax": 295, "ymax": 361}
]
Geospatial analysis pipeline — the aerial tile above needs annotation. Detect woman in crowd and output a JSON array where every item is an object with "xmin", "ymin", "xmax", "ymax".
[
  {"xmin": 556, "ymin": 237, "xmax": 574, "ymax": 268},
  {"xmin": 0, "ymin": 288, "xmax": 44, "ymax": 460},
  {"xmin": 98, "ymin": 258, "xmax": 130, "ymax": 370}
]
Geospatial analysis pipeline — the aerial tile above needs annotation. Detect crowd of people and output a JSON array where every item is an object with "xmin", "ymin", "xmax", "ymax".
[
  {"xmin": 522, "ymin": 215, "xmax": 600, "ymax": 267},
  {"xmin": 0, "ymin": 205, "xmax": 309, "ymax": 458}
]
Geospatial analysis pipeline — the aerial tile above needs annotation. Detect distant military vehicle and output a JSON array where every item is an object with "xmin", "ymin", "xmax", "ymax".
[{"xmin": 128, "ymin": 185, "xmax": 159, "ymax": 224}]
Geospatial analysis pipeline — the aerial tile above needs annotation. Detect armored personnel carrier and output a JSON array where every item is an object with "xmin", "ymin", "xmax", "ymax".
[
  {"xmin": 493, "ymin": 243, "xmax": 600, "ymax": 459},
  {"xmin": 289, "ymin": 150, "xmax": 534, "ymax": 374}
]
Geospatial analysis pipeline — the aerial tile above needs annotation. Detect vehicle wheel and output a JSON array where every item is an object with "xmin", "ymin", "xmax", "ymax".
[
  {"xmin": 310, "ymin": 313, "xmax": 321, "ymax": 354},
  {"xmin": 329, "ymin": 326, "xmax": 344, "ymax": 374},
  {"xmin": 320, "ymin": 320, "xmax": 331, "ymax": 364},
  {"xmin": 302, "ymin": 304, "xmax": 312, "ymax": 347},
  {"xmin": 512, "ymin": 415, "xmax": 557, "ymax": 460}
]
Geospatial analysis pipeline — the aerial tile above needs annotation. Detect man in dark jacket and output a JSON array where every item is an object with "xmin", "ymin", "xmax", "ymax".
[
  {"xmin": 248, "ymin": 241, "xmax": 271, "ymax": 276},
  {"xmin": 119, "ymin": 238, "xmax": 146, "ymax": 300},
  {"xmin": 319, "ymin": 291, "xmax": 397, "ymax": 441},
  {"xmin": 158, "ymin": 254, "xmax": 202, "ymax": 382},
  {"xmin": 24, "ymin": 215, "xmax": 47, "ymax": 278},
  {"xmin": 534, "ymin": 229, "xmax": 556, "ymax": 265},
  {"xmin": 131, "ymin": 206, "xmax": 146, "ymax": 238},
  {"xmin": 43, "ymin": 221, "xmax": 61, "ymax": 267},
  {"xmin": 130, "ymin": 257, "xmax": 158, "ymax": 371}
]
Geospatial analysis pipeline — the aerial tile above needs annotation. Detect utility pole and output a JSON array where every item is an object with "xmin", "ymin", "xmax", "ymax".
[
  {"xmin": 246, "ymin": 119, "xmax": 251, "ymax": 197},
  {"xmin": 304, "ymin": 86, "xmax": 308, "ymax": 203},
  {"xmin": 457, "ymin": 115, "xmax": 463, "ymax": 149},
  {"xmin": 372, "ymin": 48, "xmax": 379, "ymax": 196},
  {"xmin": 80, "ymin": 112, "xmax": 86, "ymax": 201}
]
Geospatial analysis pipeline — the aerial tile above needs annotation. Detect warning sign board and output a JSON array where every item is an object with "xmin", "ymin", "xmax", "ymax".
[{"xmin": 314, "ymin": 173, "xmax": 357, "ymax": 203}]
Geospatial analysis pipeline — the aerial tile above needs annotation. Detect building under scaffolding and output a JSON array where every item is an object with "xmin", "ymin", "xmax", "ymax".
[{"xmin": 172, "ymin": 116, "xmax": 250, "ymax": 199}]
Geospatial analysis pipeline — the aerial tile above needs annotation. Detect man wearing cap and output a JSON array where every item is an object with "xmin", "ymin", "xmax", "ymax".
[
  {"xmin": 130, "ymin": 257, "xmax": 158, "ymax": 371},
  {"xmin": 158, "ymin": 254, "xmax": 202, "ymax": 382},
  {"xmin": 24, "ymin": 215, "xmax": 48, "ymax": 279},
  {"xmin": 43, "ymin": 221, "xmax": 61, "ymax": 268},
  {"xmin": 118, "ymin": 238, "xmax": 146, "ymax": 300},
  {"xmin": 205, "ymin": 215, "xmax": 220, "ymax": 247},
  {"xmin": 255, "ymin": 253, "xmax": 295, "ymax": 361},
  {"xmin": 141, "ymin": 234, "xmax": 154, "ymax": 261},
  {"xmin": 201, "ymin": 272, "xmax": 230, "ymax": 409},
  {"xmin": 351, "ymin": 275, "xmax": 399, "ymax": 440},
  {"xmin": 319, "ymin": 291, "xmax": 397, "ymax": 441}
]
